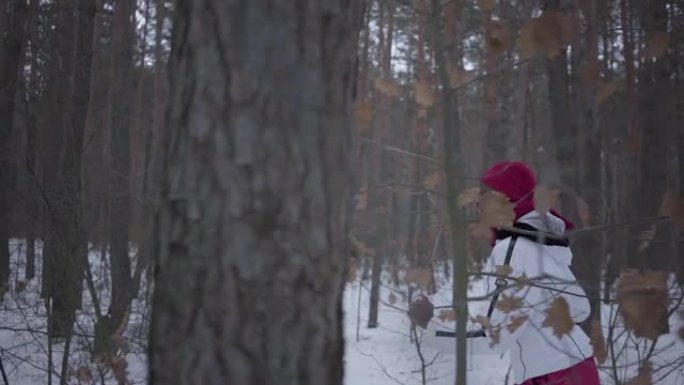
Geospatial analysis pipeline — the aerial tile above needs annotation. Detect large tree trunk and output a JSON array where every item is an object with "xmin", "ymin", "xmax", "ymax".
[
  {"xmin": 0, "ymin": 0, "xmax": 29, "ymax": 299},
  {"xmin": 149, "ymin": 1, "xmax": 363, "ymax": 384},
  {"xmin": 42, "ymin": 0, "xmax": 96, "ymax": 339},
  {"xmin": 95, "ymin": 0, "xmax": 136, "ymax": 355}
]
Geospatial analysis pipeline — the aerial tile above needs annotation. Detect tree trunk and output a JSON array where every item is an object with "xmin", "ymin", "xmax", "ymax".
[
  {"xmin": 367, "ymin": 0, "xmax": 395, "ymax": 329},
  {"xmin": 26, "ymin": 235, "xmax": 35, "ymax": 280},
  {"xmin": 45, "ymin": 0, "xmax": 96, "ymax": 339},
  {"xmin": 149, "ymin": 1, "xmax": 363, "ymax": 384},
  {"xmin": 0, "ymin": 0, "xmax": 29, "ymax": 299}
]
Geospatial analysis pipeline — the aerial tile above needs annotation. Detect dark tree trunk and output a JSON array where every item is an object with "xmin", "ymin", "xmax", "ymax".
[
  {"xmin": 44, "ymin": 0, "xmax": 96, "ymax": 339},
  {"xmin": 367, "ymin": 0, "xmax": 394, "ymax": 329},
  {"xmin": 149, "ymin": 1, "xmax": 363, "ymax": 384},
  {"xmin": 0, "ymin": 0, "xmax": 29, "ymax": 299},
  {"xmin": 26, "ymin": 235, "xmax": 35, "ymax": 280},
  {"xmin": 100, "ymin": 0, "xmax": 136, "ymax": 351}
]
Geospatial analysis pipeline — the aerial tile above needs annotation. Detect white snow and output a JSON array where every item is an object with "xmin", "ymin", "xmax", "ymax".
[{"xmin": 2, "ymin": 241, "xmax": 683, "ymax": 384}]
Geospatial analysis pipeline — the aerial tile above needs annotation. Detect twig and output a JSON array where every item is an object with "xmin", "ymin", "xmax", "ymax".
[{"xmin": 0, "ymin": 355, "xmax": 9, "ymax": 385}]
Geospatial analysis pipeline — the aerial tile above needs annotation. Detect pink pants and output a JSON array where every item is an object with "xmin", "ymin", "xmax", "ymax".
[{"xmin": 518, "ymin": 357, "xmax": 600, "ymax": 385}]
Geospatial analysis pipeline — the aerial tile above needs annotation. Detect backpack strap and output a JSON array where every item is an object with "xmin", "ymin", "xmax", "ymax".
[
  {"xmin": 467, "ymin": 236, "xmax": 518, "ymax": 338},
  {"xmin": 486, "ymin": 236, "xmax": 518, "ymax": 320}
]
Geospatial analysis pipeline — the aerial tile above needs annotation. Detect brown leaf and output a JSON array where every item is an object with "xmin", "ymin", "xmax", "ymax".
[
  {"xmin": 579, "ymin": 59, "xmax": 601, "ymax": 86},
  {"xmin": 76, "ymin": 366, "xmax": 93, "ymax": 384},
  {"xmin": 542, "ymin": 297, "xmax": 574, "ymax": 338},
  {"xmin": 575, "ymin": 196, "xmax": 591, "ymax": 227},
  {"xmin": 415, "ymin": 81, "xmax": 435, "ymax": 108},
  {"xmin": 596, "ymin": 82, "xmax": 617, "ymax": 105},
  {"xmin": 488, "ymin": 325, "xmax": 501, "ymax": 348},
  {"xmin": 388, "ymin": 292, "xmax": 397, "ymax": 305},
  {"xmin": 374, "ymin": 77, "xmax": 401, "ymax": 97},
  {"xmin": 422, "ymin": 170, "xmax": 443, "ymax": 190},
  {"xmin": 638, "ymin": 225, "xmax": 656, "ymax": 253},
  {"xmin": 506, "ymin": 314, "xmax": 529, "ymax": 333},
  {"xmin": 408, "ymin": 296, "xmax": 434, "ymax": 328},
  {"xmin": 626, "ymin": 362, "xmax": 652, "ymax": 385},
  {"xmin": 496, "ymin": 294, "xmax": 524, "ymax": 314},
  {"xmin": 659, "ymin": 191, "xmax": 684, "ymax": 232},
  {"xmin": 439, "ymin": 309, "xmax": 457, "ymax": 322},
  {"xmin": 485, "ymin": 20, "xmax": 509, "ymax": 56},
  {"xmin": 643, "ymin": 31, "xmax": 669, "ymax": 60},
  {"xmin": 447, "ymin": 65, "xmax": 475, "ymax": 88},
  {"xmin": 469, "ymin": 222, "xmax": 493, "ymax": 243},
  {"xmin": 458, "ymin": 187, "xmax": 481, "ymax": 207},
  {"xmin": 108, "ymin": 356, "xmax": 128, "ymax": 385},
  {"xmin": 533, "ymin": 185, "xmax": 558, "ymax": 215},
  {"xmin": 514, "ymin": 274, "xmax": 530, "ymax": 291},
  {"xmin": 15, "ymin": 280, "xmax": 26, "ymax": 293},
  {"xmin": 590, "ymin": 319, "xmax": 607, "ymax": 364},
  {"xmin": 355, "ymin": 102, "xmax": 374, "ymax": 135},
  {"xmin": 495, "ymin": 264, "xmax": 513, "ymax": 277},
  {"xmin": 517, "ymin": 12, "xmax": 575, "ymax": 59},
  {"xmin": 479, "ymin": 190, "xmax": 515, "ymax": 228},
  {"xmin": 405, "ymin": 268, "xmax": 432, "ymax": 289},
  {"xmin": 617, "ymin": 269, "xmax": 668, "ymax": 340},
  {"xmin": 478, "ymin": 0, "xmax": 496, "ymax": 12},
  {"xmin": 471, "ymin": 315, "xmax": 490, "ymax": 328}
]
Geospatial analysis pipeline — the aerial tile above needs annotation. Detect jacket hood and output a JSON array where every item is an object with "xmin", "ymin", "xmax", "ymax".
[{"xmin": 518, "ymin": 210, "xmax": 573, "ymax": 266}]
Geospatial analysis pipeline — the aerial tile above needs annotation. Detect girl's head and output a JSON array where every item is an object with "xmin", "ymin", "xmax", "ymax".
[{"xmin": 480, "ymin": 161, "xmax": 536, "ymax": 204}]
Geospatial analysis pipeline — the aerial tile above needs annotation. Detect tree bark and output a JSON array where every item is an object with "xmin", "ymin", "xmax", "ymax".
[
  {"xmin": 149, "ymin": 1, "xmax": 363, "ymax": 384},
  {"xmin": 367, "ymin": 0, "xmax": 395, "ymax": 329},
  {"xmin": 41, "ymin": 0, "xmax": 96, "ymax": 339},
  {"xmin": 0, "ymin": 0, "xmax": 29, "ymax": 299}
]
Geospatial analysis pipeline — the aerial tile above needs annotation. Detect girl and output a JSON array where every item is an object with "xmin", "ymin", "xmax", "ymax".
[{"xmin": 429, "ymin": 161, "xmax": 601, "ymax": 385}]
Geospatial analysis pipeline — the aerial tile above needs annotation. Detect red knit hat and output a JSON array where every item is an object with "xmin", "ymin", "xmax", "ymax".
[{"xmin": 480, "ymin": 161, "xmax": 575, "ymax": 231}]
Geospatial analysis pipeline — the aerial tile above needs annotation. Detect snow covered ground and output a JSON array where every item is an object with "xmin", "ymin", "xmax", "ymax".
[{"xmin": 1, "ymin": 241, "xmax": 683, "ymax": 384}]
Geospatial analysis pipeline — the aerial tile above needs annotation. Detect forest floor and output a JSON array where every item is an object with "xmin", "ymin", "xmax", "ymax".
[{"xmin": 1, "ymin": 241, "xmax": 683, "ymax": 384}]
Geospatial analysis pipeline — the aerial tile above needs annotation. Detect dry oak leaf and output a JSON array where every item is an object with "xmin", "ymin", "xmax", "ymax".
[
  {"xmin": 488, "ymin": 325, "xmax": 502, "ymax": 348},
  {"xmin": 506, "ymin": 314, "xmax": 529, "ymax": 334},
  {"xmin": 495, "ymin": 294, "xmax": 524, "ymax": 314},
  {"xmin": 108, "ymin": 355, "xmax": 129, "ymax": 385},
  {"xmin": 405, "ymin": 268, "xmax": 432, "ymax": 289},
  {"xmin": 355, "ymin": 102, "xmax": 374, "ymax": 134},
  {"xmin": 458, "ymin": 187, "xmax": 481, "ymax": 207},
  {"xmin": 517, "ymin": 11, "xmax": 575, "ymax": 59},
  {"xmin": 354, "ymin": 189, "xmax": 368, "ymax": 211},
  {"xmin": 388, "ymin": 292, "xmax": 397, "ymax": 305},
  {"xmin": 590, "ymin": 318, "xmax": 607, "ymax": 364},
  {"xmin": 542, "ymin": 297, "xmax": 574, "ymax": 338},
  {"xmin": 638, "ymin": 225, "xmax": 656, "ymax": 253},
  {"xmin": 471, "ymin": 315, "xmax": 490, "ymax": 328},
  {"xmin": 374, "ymin": 77, "xmax": 401, "ymax": 97},
  {"xmin": 596, "ymin": 82, "xmax": 617, "ymax": 105},
  {"xmin": 626, "ymin": 361, "xmax": 652, "ymax": 385},
  {"xmin": 616, "ymin": 269, "xmax": 668, "ymax": 340},
  {"xmin": 439, "ymin": 309, "xmax": 457, "ymax": 322},
  {"xmin": 579, "ymin": 59, "xmax": 601, "ymax": 86},
  {"xmin": 76, "ymin": 366, "xmax": 94, "ymax": 384},
  {"xmin": 422, "ymin": 170, "xmax": 443, "ymax": 190},
  {"xmin": 485, "ymin": 20, "xmax": 509, "ymax": 56},
  {"xmin": 659, "ymin": 190, "xmax": 684, "ymax": 232},
  {"xmin": 469, "ymin": 222, "xmax": 493, "ymax": 243},
  {"xmin": 575, "ymin": 196, "xmax": 591, "ymax": 227},
  {"xmin": 479, "ymin": 190, "xmax": 515, "ymax": 228},
  {"xmin": 495, "ymin": 264, "xmax": 513, "ymax": 277},
  {"xmin": 478, "ymin": 0, "xmax": 496, "ymax": 12},
  {"xmin": 448, "ymin": 65, "xmax": 475, "ymax": 88},
  {"xmin": 408, "ymin": 296, "xmax": 434, "ymax": 329},
  {"xmin": 533, "ymin": 184, "xmax": 559, "ymax": 215},
  {"xmin": 415, "ymin": 81, "xmax": 436, "ymax": 108},
  {"xmin": 643, "ymin": 31, "xmax": 669, "ymax": 60}
]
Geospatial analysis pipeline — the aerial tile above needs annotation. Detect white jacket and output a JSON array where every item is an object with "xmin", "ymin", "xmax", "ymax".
[{"xmin": 427, "ymin": 211, "xmax": 594, "ymax": 384}]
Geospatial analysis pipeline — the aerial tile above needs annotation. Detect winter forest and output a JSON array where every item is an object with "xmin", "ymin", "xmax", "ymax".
[{"xmin": 1, "ymin": 0, "xmax": 684, "ymax": 384}]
